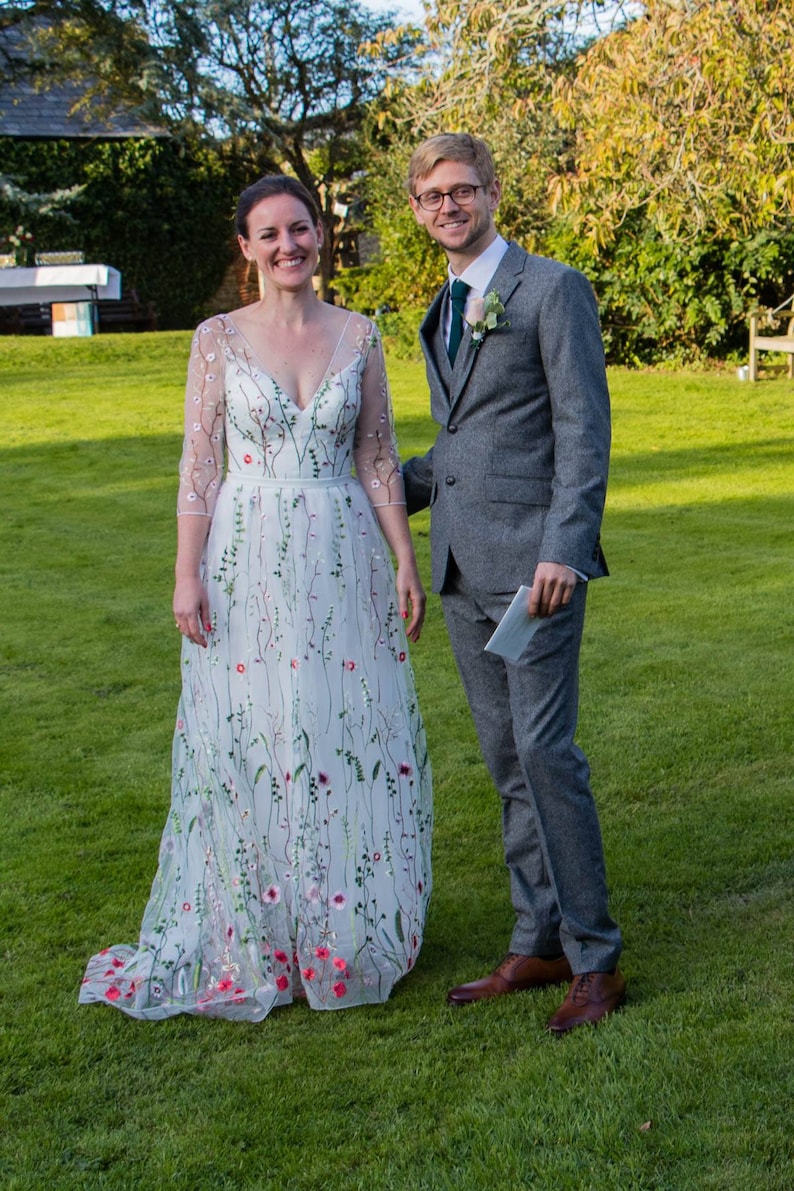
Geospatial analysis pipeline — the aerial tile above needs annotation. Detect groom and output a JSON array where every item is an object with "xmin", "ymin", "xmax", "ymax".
[{"xmin": 402, "ymin": 133, "xmax": 625, "ymax": 1033}]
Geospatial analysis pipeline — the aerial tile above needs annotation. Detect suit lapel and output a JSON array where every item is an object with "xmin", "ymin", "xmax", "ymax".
[{"xmin": 420, "ymin": 283, "xmax": 452, "ymax": 398}]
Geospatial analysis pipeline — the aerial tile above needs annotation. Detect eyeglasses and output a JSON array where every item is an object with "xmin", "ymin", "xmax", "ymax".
[{"xmin": 413, "ymin": 184, "xmax": 486, "ymax": 212}]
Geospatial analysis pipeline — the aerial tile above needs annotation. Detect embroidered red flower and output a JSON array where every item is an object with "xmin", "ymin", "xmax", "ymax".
[
  {"xmin": 105, "ymin": 987, "xmax": 121, "ymax": 1001},
  {"xmin": 275, "ymin": 975, "xmax": 289, "ymax": 991},
  {"xmin": 332, "ymin": 981, "xmax": 347, "ymax": 998},
  {"xmin": 315, "ymin": 945, "xmax": 330, "ymax": 960},
  {"xmin": 332, "ymin": 956, "xmax": 347, "ymax": 972}
]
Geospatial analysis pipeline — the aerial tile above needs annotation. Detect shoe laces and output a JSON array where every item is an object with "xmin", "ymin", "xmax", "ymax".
[{"xmin": 570, "ymin": 971, "xmax": 595, "ymax": 1005}]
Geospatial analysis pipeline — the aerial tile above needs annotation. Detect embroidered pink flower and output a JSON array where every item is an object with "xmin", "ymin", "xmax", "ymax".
[
  {"xmin": 302, "ymin": 967, "xmax": 317, "ymax": 981},
  {"xmin": 315, "ymin": 945, "xmax": 330, "ymax": 960},
  {"xmin": 275, "ymin": 975, "xmax": 289, "ymax": 991},
  {"xmin": 332, "ymin": 956, "xmax": 347, "ymax": 972},
  {"xmin": 344, "ymin": 660, "xmax": 356, "ymax": 671},
  {"xmin": 373, "ymin": 852, "xmax": 381, "ymax": 862},
  {"xmin": 291, "ymin": 658, "xmax": 299, "ymax": 669},
  {"xmin": 111, "ymin": 957, "xmax": 125, "ymax": 968},
  {"xmin": 177, "ymin": 718, "xmax": 185, "ymax": 730},
  {"xmin": 243, "ymin": 453, "xmax": 253, "ymax": 464},
  {"xmin": 263, "ymin": 885, "xmax": 281, "ymax": 905},
  {"xmin": 399, "ymin": 651, "xmax": 406, "ymax": 662},
  {"xmin": 330, "ymin": 891, "xmax": 347, "ymax": 910},
  {"xmin": 105, "ymin": 987, "xmax": 121, "ymax": 1001},
  {"xmin": 217, "ymin": 979, "xmax": 234, "ymax": 992},
  {"xmin": 273, "ymin": 949, "xmax": 289, "ymax": 964},
  {"xmin": 182, "ymin": 902, "xmax": 191, "ymax": 912},
  {"xmin": 236, "ymin": 663, "xmax": 246, "ymax": 673},
  {"xmin": 332, "ymin": 981, "xmax": 347, "ymax": 998}
]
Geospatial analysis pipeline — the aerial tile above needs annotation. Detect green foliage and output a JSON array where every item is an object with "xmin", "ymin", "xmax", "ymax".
[
  {"xmin": 2, "ymin": 336, "xmax": 794, "ymax": 1187},
  {"xmin": 0, "ymin": 135, "xmax": 248, "ymax": 327},
  {"xmin": 548, "ymin": 217, "xmax": 794, "ymax": 365}
]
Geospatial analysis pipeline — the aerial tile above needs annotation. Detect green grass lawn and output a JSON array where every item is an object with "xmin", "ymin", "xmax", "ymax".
[{"xmin": 1, "ymin": 333, "xmax": 793, "ymax": 1190}]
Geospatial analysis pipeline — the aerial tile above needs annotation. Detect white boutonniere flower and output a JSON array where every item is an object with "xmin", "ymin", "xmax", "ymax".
[{"xmin": 465, "ymin": 289, "xmax": 509, "ymax": 349}]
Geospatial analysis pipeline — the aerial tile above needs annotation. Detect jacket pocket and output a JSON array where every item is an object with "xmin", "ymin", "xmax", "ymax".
[{"xmin": 485, "ymin": 475, "xmax": 552, "ymax": 505}]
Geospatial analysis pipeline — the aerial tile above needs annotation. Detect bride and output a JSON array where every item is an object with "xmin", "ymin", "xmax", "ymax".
[{"xmin": 79, "ymin": 175, "xmax": 433, "ymax": 1021}]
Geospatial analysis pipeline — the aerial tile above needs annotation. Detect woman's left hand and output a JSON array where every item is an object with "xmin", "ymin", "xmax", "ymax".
[{"xmin": 396, "ymin": 560, "xmax": 426, "ymax": 642}]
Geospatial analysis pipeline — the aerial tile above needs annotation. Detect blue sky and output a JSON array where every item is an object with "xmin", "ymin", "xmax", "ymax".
[{"xmin": 364, "ymin": 0, "xmax": 426, "ymax": 23}]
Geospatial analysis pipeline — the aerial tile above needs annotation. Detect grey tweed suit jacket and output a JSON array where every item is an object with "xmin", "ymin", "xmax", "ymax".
[{"xmin": 403, "ymin": 241, "xmax": 611, "ymax": 595}]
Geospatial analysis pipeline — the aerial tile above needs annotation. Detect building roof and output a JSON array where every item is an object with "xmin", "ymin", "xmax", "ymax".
[{"xmin": 0, "ymin": 22, "xmax": 166, "ymax": 140}]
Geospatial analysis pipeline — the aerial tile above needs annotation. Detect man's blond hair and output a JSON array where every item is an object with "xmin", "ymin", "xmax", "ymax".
[{"xmin": 407, "ymin": 133, "xmax": 496, "ymax": 195}]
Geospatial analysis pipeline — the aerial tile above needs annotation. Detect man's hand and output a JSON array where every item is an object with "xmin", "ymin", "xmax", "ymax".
[{"xmin": 528, "ymin": 562, "xmax": 578, "ymax": 619}]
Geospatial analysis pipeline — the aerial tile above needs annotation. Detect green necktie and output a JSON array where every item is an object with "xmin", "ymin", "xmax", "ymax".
[{"xmin": 447, "ymin": 278, "xmax": 470, "ymax": 365}]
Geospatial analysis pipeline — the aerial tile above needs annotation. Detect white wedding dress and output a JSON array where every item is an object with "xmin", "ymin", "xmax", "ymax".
[{"xmin": 79, "ymin": 312, "xmax": 432, "ymax": 1020}]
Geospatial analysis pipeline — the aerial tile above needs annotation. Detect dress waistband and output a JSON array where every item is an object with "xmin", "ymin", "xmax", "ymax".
[{"xmin": 225, "ymin": 471, "xmax": 354, "ymax": 488}]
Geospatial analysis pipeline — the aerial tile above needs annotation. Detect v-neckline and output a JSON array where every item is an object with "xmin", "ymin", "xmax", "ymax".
[{"xmin": 226, "ymin": 312, "xmax": 353, "ymax": 411}]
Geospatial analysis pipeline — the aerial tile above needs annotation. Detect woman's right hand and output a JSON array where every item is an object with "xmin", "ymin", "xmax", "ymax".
[{"xmin": 173, "ymin": 575, "xmax": 211, "ymax": 647}]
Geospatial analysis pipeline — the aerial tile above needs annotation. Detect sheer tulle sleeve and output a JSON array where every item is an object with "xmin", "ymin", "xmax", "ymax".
[
  {"xmin": 177, "ymin": 322, "xmax": 226, "ymax": 518},
  {"xmin": 352, "ymin": 324, "xmax": 406, "ymax": 508}
]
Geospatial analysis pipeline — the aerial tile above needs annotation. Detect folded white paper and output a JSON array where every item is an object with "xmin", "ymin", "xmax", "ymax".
[{"xmin": 484, "ymin": 585, "xmax": 542, "ymax": 661}]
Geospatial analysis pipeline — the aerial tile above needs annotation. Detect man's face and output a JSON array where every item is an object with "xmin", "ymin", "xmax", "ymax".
[{"xmin": 409, "ymin": 161, "xmax": 500, "ymax": 266}]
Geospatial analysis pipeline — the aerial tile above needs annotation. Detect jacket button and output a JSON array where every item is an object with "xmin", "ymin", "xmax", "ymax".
[
  {"xmin": 445, "ymin": 476, "xmax": 456, "ymax": 486},
  {"xmin": 447, "ymin": 423, "xmax": 458, "ymax": 433}
]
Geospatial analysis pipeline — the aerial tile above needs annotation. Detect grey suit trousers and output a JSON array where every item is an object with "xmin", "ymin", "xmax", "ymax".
[{"xmin": 440, "ymin": 560, "xmax": 622, "ymax": 973}]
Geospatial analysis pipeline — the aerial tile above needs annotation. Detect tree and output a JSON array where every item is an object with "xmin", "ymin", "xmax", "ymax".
[
  {"xmin": 544, "ymin": 0, "xmax": 794, "ymax": 359},
  {"xmin": 27, "ymin": 0, "xmax": 422, "ymax": 297},
  {"xmin": 551, "ymin": 0, "xmax": 794, "ymax": 248}
]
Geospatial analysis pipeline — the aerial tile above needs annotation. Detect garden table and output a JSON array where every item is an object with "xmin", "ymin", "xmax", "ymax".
[{"xmin": 0, "ymin": 262, "xmax": 121, "ymax": 305}]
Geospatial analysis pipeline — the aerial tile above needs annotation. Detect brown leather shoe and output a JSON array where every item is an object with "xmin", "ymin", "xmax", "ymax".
[
  {"xmin": 447, "ymin": 952, "xmax": 573, "ymax": 1007},
  {"xmin": 546, "ymin": 970, "xmax": 626, "ymax": 1034}
]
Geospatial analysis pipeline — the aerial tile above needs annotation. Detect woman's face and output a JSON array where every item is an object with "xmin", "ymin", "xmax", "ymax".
[{"xmin": 238, "ymin": 192, "xmax": 322, "ymax": 292}]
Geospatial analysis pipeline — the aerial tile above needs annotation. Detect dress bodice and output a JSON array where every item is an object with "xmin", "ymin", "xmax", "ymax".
[{"xmin": 177, "ymin": 313, "xmax": 405, "ymax": 514}]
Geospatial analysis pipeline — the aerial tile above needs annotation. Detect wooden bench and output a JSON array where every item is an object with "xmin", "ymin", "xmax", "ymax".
[
  {"xmin": 96, "ymin": 291, "xmax": 158, "ymax": 333},
  {"xmin": 749, "ymin": 295, "xmax": 794, "ymax": 381}
]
